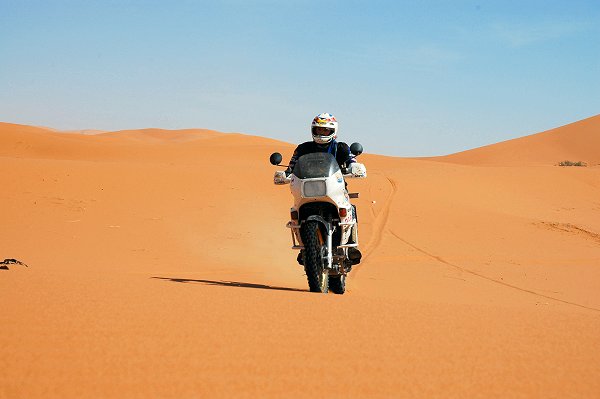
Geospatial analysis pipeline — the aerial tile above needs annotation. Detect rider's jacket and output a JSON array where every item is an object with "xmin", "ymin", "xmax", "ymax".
[{"xmin": 285, "ymin": 140, "xmax": 356, "ymax": 176}]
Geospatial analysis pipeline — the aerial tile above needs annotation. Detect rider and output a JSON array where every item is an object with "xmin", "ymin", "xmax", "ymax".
[
  {"xmin": 285, "ymin": 112, "xmax": 362, "ymax": 265},
  {"xmin": 285, "ymin": 112, "xmax": 356, "ymax": 176}
]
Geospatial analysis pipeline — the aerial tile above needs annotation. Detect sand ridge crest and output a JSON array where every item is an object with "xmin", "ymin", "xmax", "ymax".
[{"xmin": 432, "ymin": 113, "xmax": 600, "ymax": 166}]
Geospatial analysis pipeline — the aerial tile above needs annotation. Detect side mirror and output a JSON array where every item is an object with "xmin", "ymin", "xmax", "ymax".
[
  {"xmin": 350, "ymin": 143, "xmax": 363, "ymax": 156},
  {"xmin": 270, "ymin": 152, "xmax": 283, "ymax": 165}
]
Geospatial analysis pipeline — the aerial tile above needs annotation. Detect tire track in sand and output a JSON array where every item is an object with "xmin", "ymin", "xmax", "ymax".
[
  {"xmin": 388, "ymin": 230, "xmax": 600, "ymax": 312},
  {"xmin": 360, "ymin": 174, "xmax": 398, "ymax": 263},
  {"xmin": 352, "ymin": 173, "xmax": 599, "ymax": 312}
]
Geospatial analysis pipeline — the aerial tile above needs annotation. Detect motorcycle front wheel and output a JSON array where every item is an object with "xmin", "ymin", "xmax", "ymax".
[{"xmin": 300, "ymin": 220, "xmax": 329, "ymax": 293}]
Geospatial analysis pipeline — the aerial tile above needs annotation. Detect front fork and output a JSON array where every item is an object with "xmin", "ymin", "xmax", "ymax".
[{"xmin": 325, "ymin": 228, "xmax": 333, "ymax": 269}]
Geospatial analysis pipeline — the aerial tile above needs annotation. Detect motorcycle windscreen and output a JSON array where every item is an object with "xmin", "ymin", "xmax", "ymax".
[{"xmin": 293, "ymin": 152, "xmax": 341, "ymax": 179}]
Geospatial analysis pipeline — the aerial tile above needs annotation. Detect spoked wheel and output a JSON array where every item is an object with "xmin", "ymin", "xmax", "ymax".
[
  {"xmin": 329, "ymin": 274, "xmax": 346, "ymax": 295},
  {"xmin": 300, "ymin": 220, "xmax": 329, "ymax": 293}
]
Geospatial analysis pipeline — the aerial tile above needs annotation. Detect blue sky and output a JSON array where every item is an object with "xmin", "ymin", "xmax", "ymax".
[{"xmin": 1, "ymin": 0, "xmax": 599, "ymax": 156}]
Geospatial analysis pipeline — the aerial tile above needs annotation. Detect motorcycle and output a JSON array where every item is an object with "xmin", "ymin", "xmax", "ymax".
[{"xmin": 270, "ymin": 143, "xmax": 367, "ymax": 294}]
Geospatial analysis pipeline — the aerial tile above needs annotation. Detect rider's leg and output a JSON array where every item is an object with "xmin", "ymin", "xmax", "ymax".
[
  {"xmin": 348, "ymin": 205, "xmax": 358, "ymax": 244},
  {"xmin": 348, "ymin": 204, "xmax": 362, "ymax": 264}
]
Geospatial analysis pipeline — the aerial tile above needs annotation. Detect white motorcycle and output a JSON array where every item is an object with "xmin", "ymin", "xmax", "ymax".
[{"xmin": 270, "ymin": 143, "xmax": 367, "ymax": 294}]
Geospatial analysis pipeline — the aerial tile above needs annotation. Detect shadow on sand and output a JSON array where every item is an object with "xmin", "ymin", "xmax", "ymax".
[{"xmin": 151, "ymin": 276, "xmax": 307, "ymax": 293}]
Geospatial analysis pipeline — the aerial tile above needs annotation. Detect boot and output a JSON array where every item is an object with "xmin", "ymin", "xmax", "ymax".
[
  {"xmin": 348, "ymin": 247, "xmax": 362, "ymax": 265},
  {"xmin": 297, "ymin": 250, "xmax": 304, "ymax": 265},
  {"xmin": 347, "ymin": 214, "xmax": 361, "ymax": 264}
]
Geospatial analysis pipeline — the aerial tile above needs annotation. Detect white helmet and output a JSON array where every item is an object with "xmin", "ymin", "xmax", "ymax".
[{"xmin": 311, "ymin": 112, "xmax": 338, "ymax": 144}]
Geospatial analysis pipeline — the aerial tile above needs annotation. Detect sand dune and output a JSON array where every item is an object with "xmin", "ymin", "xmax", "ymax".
[
  {"xmin": 1, "ymin": 117, "xmax": 599, "ymax": 398},
  {"xmin": 99, "ymin": 128, "xmax": 224, "ymax": 143},
  {"xmin": 434, "ymin": 114, "xmax": 600, "ymax": 166},
  {"xmin": 36, "ymin": 126, "xmax": 107, "ymax": 136}
]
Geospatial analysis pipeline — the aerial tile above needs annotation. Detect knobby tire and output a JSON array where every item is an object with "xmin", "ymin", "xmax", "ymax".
[{"xmin": 300, "ymin": 220, "xmax": 329, "ymax": 293}]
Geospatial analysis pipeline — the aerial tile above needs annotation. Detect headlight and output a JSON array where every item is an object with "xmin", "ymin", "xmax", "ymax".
[{"xmin": 303, "ymin": 180, "xmax": 327, "ymax": 197}]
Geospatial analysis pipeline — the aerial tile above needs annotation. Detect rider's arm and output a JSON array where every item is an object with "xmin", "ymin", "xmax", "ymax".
[
  {"xmin": 337, "ymin": 142, "xmax": 356, "ymax": 173},
  {"xmin": 285, "ymin": 142, "xmax": 311, "ymax": 176},
  {"xmin": 285, "ymin": 149, "xmax": 299, "ymax": 176}
]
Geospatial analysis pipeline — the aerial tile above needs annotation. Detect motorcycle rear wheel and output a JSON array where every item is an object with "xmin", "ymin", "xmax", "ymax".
[{"xmin": 300, "ymin": 220, "xmax": 329, "ymax": 293}]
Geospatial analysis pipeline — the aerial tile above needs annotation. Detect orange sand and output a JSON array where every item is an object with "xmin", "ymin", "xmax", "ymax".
[{"xmin": 1, "ymin": 116, "xmax": 599, "ymax": 398}]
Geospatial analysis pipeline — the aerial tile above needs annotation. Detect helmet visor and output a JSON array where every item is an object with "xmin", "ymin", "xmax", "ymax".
[{"xmin": 312, "ymin": 126, "xmax": 335, "ymax": 136}]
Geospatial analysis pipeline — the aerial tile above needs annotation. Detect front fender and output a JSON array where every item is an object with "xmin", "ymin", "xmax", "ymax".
[{"xmin": 305, "ymin": 215, "xmax": 331, "ymax": 234}]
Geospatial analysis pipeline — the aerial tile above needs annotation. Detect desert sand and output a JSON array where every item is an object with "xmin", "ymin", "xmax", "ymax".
[{"xmin": 1, "ymin": 115, "xmax": 599, "ymax": 398}]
